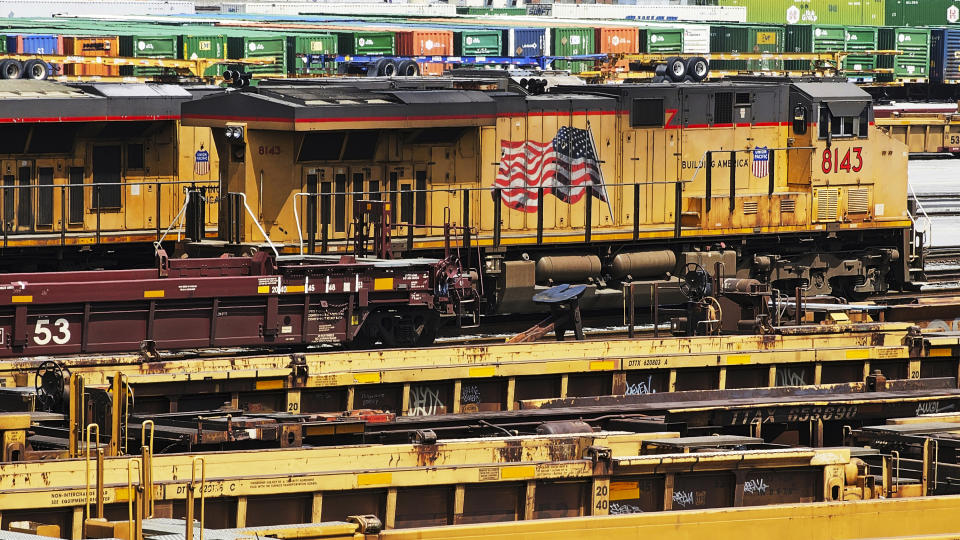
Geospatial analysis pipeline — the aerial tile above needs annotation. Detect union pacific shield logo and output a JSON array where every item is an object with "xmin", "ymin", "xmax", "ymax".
[
  {"xmin": 752, "ymin": 147, "xmax": 769, "ymax": 179},
  {"xmin": 194, "ymin": 147, "xmax": 210, "ymax": 176}
]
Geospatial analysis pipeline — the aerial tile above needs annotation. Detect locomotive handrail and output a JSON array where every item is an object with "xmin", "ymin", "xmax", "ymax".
[
  {"xmin": 0, "ymin": 179, "xmax": 218, "ymax": 249},
  {"xmin": 228, "ymin": 191, "xmax": 279, "ymax": 259}
]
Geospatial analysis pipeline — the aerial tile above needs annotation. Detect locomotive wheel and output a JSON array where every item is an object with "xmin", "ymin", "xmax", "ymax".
[
  {"xmin": 686, "ymin": 56, "xmax": 709, "ymax": 82},
  {"xmin": 665, "ymin": 57, "xmax": 686, "ymax": 82}
]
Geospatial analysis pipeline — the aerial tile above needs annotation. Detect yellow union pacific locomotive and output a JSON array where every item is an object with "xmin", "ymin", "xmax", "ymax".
[{"xmin": 182, "ymin": 76, "xmax": 912, "ymax": 313}]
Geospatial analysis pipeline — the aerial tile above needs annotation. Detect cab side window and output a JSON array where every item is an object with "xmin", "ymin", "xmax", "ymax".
[{"xmin": 819, "ymin": 105, "xmax": 869, "ymax": 139}]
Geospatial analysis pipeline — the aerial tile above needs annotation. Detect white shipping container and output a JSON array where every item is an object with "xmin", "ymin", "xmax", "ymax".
[
  {"xmin": 680, "ymin": 25, "xmax": 710, "ymax": 54},
  {"xmin": 222, "ymin": 1, "xmax": 455, "ymax": 15},
  {"xmin": 537, "ymin": 4, "xmax": 745, "ymax": 23},
  {"xmin": 0, "ymin": 0, "xmax": 194, "ymax": 16}
]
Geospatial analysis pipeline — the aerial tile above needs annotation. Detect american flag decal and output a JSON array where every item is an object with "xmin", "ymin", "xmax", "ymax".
[
  {"xmin": 752, "ymin": 147, "xmax": 769, "ymax": 179},
  {"xmin": 194, "ymin": 148, "xmax": 210, "ymax": 176},
  {"xmin": 493, "ymin": 126, "xmax": 609, "ymax": 213}
]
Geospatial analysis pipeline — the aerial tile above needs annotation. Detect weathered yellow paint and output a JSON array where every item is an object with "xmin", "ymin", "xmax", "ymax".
[
  {"xmin": 468, "ymin": 367, "xmax": 496, "ymax": 378},
  {"xmin": 500, "ymin": 465, "xmax": 536, "ymax": 479},
  {"xmin": 354, "ymin": 372, "xmax": 381, "ymax": 384},
  {"xmin": 254, "ymin": 379, "xmax": 284, "ymax": 390},
  {"xmin": 929, "ymin": 347, "xmax": 953, "ymax": 357},
  {"xmin": 0, "ymin": 325, "xmax": 929, "ymax": 394},
  {"xmin": 376, "ymin": 495, "xmax": 960, "ymax": 540},
  {"xmin": 609, "ymin": 481, "xmax": 640, "ymax": 501},
  {"xmin": 357, "ymin": 472, "xmax": 393, "ymax": 486},
  {"xmin": 846, "ymin": 349, "xmax": 870, "ymax": 360},
  {"xmin": 589, "ymin": 360, "xmax": 615, "ymax": 371}
]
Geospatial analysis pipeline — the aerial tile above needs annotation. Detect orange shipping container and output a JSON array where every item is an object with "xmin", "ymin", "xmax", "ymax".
[
  {"xmin": 595, "ymin": 28, "xmax": 638, "ymax": 54},
  {"xmin": 417, "ymin": 62, "xmax": 446, "ymax": 76},
  {"xmin": 396, "ymin": 30, "xmax": 453, "ymax": 56},
  {"xmin": 62, "ymin": 36, "xmax": 120, "ymax": 76}
]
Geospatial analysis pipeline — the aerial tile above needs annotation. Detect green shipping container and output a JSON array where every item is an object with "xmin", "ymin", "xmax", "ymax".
[
  {"xmin": 784, "ymin": 24, "xmax": 845, "ymax": 71},
  {"xmin": 551, "ymin": 27, "xmax": 594, "ymax": 73},
  {"xmin": 119, "ymin": 35, "xmax": 178, "ymax": 76},
  {"xmin": 710, "ymin": 24, "xmax": 785, "ymax": 71},
  {"xmin": 844, "ymin": 26, "xmax": 879, "ymax": 76},
  {"xmin": 287, "ymin": 34, "xmax": 337, "ymax": 72},
  {"xmin": 639, "ymin": 27, "xmax": 683, "ymax": 53},
  {"xmin": 454, "ymin": 30, "xmax": 502, "ymax": 56},
  {"xmin": 878, "ymin": 26, "xmax": 930, "ymax": 81},
  {"xmin": 715, "ymin": 0, "xmax": 884, "ymax": 26},
  {"xmin": 180, "ymin": 35, "xmax": 227, "ymax": 77},
  {"xmin": 337, "ymin": 32, "xmax": 395, "ymax": 56},
  {"xmin": 886, "ymin": 0, "xmax": 960, "ymax": 26},
  {"xmin": 228, "ymin": 35, "xmax": 287, "ymax": 75}
]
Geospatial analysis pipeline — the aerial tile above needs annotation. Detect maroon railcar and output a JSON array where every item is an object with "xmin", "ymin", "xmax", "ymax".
[{"xmin": 0, "ymin": 251, "xmax": 475, "ymax": 357}]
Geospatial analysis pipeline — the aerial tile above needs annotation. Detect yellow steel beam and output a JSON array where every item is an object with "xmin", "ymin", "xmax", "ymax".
[
  {"xmin": 0, "ymin": 325, "xmax": 916, "ymax": 388},
  {"xmin": 0, "ymin": 440, "xmax": 851, "ymax": 512},
  {"xmin": 376, "ymin": 495, "xmax": 960, "ymax": 540},
  {"xmin": 0, "ymin": 432, "xmax": 670, "ymax": 509}
]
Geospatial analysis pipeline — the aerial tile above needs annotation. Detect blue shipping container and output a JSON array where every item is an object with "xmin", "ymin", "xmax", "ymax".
[
  {"xmin": 6, "ymin": 34, "xmax": 62, "ymax": 55},
  {"xmin": 932, "ymin": 28, "xmax": 960, "ymax": 83},
  {"xmin": 505, "ymin": 28, "xmax": 549, "ymax": 57}
]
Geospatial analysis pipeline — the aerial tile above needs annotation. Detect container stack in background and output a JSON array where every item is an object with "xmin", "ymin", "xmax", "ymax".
[{"xmin": 0, "ymin": 1, "xmax": 954, "ymax": 81}]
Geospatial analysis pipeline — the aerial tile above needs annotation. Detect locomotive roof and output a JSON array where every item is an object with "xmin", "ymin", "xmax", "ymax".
[
  {"xmin": 181, "ymin": 78, "xmax": 869, "ymax": 131},
  {"xmin": 0, "ymin": 80, "xmax": 193, "ymax": 123},
  {"xmin": 791, "ymin": 82, "xmax": 871, "ymax": 101}
]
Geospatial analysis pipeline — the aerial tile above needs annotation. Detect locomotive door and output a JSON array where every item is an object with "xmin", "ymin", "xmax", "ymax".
[
  {"xmin": 299, "ymin": 166, "xmax": 332, "ymax": 253},
  {"xmin": 0, "ymin": 159, "xmax": 35, "ymax": 233},
  {"xmin": 34, "ymin": 159, "xmax": 59, "ymax": 231},
  {"xmin": 623, "ymin": 127, "xmax": 672, "ymax": 226}
]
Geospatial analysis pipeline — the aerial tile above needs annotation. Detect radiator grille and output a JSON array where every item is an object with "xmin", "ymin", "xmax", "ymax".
[
  {"xmin": 742, "ymin": 201, "xmax": 759, "ymax": 215},
  {"xmin": 848, "ymin": 188, "xmax": 870, "ymax": 214},
  {"xmin": 780, "ymin": 199, "xmax": 795, "ymax": 213},
  {"xmin": 816, "ymin": 188, "xmax": 839, "ymax": 222}
]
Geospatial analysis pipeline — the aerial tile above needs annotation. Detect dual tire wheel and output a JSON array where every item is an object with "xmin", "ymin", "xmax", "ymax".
[{"xmin": 0, "ymin": 59, "xmax": 50, "ymax": 80}]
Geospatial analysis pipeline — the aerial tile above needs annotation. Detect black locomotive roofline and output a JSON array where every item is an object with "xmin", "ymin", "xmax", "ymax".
[
  {"xmin": 0, "ymin": 80, "xmax": 194, "ymax": 123},
  {"xmin": 180, "ymin": 77, "xmax": 873, "ymax": 130}
]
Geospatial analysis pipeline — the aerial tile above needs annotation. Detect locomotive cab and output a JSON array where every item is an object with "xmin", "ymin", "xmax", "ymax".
[{"xmin": 763, "ymin": 82, "xmax": 910, "ymax": 297}]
